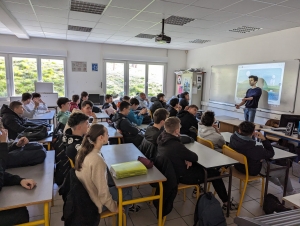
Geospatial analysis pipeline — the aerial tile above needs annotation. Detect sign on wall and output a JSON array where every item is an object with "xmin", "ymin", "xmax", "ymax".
[
  {"xmin": 72, "ymin": 61, "xmax": 87, "ymax": 72},
  {"xmin": 92, "ymin": 63, "xmax": 98, "ymax": 72}
]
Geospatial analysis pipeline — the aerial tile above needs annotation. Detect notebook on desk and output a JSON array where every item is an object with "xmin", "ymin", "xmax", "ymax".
[{"xmin": 110, "ymin": 161, "xmax": 147, "ymax": 179}]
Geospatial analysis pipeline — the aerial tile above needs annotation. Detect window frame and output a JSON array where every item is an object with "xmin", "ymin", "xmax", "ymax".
[
  {"xmin": 104, "ymin": 60, "xmax": 166, "ymax": 97},
  {"xmin": 0, "ymin": 54, "xmax": 67, "ymax": 99}
]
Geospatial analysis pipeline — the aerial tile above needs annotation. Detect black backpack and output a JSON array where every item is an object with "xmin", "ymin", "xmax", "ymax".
[
  {"xmin": 17, "ymin": 125, "xmax": 48, "ymax": 141},
  {"xmin": 194, "ymin": 192, "xmax": 226, "ymax": 226},
  {"xmin": 263, "ymin": 193, "xmax": 291, "ymax": 214}
]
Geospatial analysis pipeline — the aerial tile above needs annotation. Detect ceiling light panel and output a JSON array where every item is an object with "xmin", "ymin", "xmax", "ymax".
[
  {"xmin": 229, "ymin": 26, "xmax": 262, "ymax": 33},
  {"xmin": 165, "ymin": 15, "xmax": 195, "ymax": 26},
  {"xmin": 135, "ymin": 33, "xmax": 156, "ymax": 39},
  {"xmin": 68, "ymin": 25, "xmax": 93, "ymax": 32},
  {"xmin": 189, "ymin": 39, "xmax": 211, "ymax": 43},
  {"xmin": 70, "ymin": 0, "xmax": 106, "ymax": 15}
]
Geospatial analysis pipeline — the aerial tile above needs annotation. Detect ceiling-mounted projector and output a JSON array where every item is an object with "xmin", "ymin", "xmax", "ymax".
[{"xmin": 155, "ymin": 19, "xmax": 171, "ymax": 44}]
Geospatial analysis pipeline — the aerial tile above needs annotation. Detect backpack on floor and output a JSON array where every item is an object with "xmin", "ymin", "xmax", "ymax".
[
  {"xmin": 194, "ymin": 192, "xmax": 226, "ymax": 226},
  {"xmin": 263, "ymin": 193, "xmax": 291, "ymax": 214}
]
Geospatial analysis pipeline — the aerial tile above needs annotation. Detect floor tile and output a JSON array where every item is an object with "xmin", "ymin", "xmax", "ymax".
[
  {"xmin": 225, "ymin": 216, "xmax": 235, "ymax": 225},
  {"xmin": 51, "ymin": 199, "xmax": 64, "ymax": 214},
  {"xmin": 241, "ymin": 200, "xmax": 265, "ymax": 217},
  {"xmin": 27, "ymin": 203, "xmax": 45, "ymax": 217},
  {"xmin": 164, "ymin": 217, "xmax": 188, "ymax": 226},
  {"xmin": 150, "ymin": 207, "xmax": 181, "ymax": 221},
  {"xmin": 230, "ymin": 207, "xmax": 255, "ymax": 218},
  {"xmin": 244, "ymin": 186, "xmax": 263, "ymax": 199},
  {"xmin": 50, "ymin": 211, "xmax": 64, "ymax": 226},
  {"xmin": 129, "ymin": 208, "xmax": 158, "ymax": 226},
  {"xmin": 173, "ymin": 200, "xmax": 195, "ymax": 217},
  {"xmin": 182, "ymin": 214, "xmax": 194, "ymax": 226},
  {"xmin": 230, "ymin": 189, "xmax": 253, "ymax": 204}
]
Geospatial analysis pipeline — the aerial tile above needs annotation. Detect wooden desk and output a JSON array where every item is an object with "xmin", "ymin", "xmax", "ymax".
[
  {"xmin": 94, "ymin": 112, "xmax": 109, "ymax": 121},
  {"xmin": 219, "ymin": 119, "xmax": 268, "ymax": 133},
  {"xmin": 221, "ymin": 132, "xmax": 297, "ymax": 200},
  {"xmin": 0, "ymin": 151, "xmax": 55, "ymax": 226},
  {"xmin": 283, "ymin": 193, "xmax": 300, "ymax": 208},
  {"xmin": 262, "ymin": 128, "xmax": 300, "ymax": 143},
  {"xmin": 32, "ymin": 110, "xmax": 56, "ymax": 123},
  {"xmin": 101, "ymin": 144, "xmax": 166, "ymax": 226},
  {"xmin": 97, "ymin": 122, "xmax": 123, "ymax": 144},
  {"xmin": 185, "ymin": 142, "xmax": 238, "ymax": 217}
]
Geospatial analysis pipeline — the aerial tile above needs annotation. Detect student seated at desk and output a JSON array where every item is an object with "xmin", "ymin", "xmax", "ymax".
[
  {"xmin": 65, "ymin": 113, "xmax": 89, "ymax": 164},
  {"xmin": 136, "ymin": 92, "xmax": 149, "ymax": 109},
  {"xmin": 112, "ymin": 101, "xmax": 143, "ymax": 147},
  {"xmin": 75, "ymin": 124, "xmax": 132, "ymax": 219},
  {"xmin": 167, "ymin": 98, "xmax": 181, "ymax": 117},
  {"xmin": 177, "ymin": 105, "xmax": 199, "ymax": 141},
  {"xmin": 21, "ymin": 93, "xmax": 40, "ymax": 118},
  {"xmin": 70, "ymin": 94, "xmax": 80, "ymax": 112},
  {"xmin": 198, "ymin": 111, "xmax": 225, "ymax": 153},
  {"xmin": 27, "ymin": 93, "xmax": 48, "ymax": 111},
  {"xmin": 229, "ymin": 121, "xmax": 296, "ymax": 195},
  {"xmin": 102, "ymin": 94, "xmax": 117, "ymax": 119},
  {"xmin": 150, "ymin": 93, "xmax": 167, "ymax": 115},
  {"xmin": 79, "ymin": 91, "xmax": 101, "ymax": 113},
  {"xmin": 157, "ymin": 117, "xmax": 232, "ymax": 209},
  {"xmin": 64, "ymin": 100, "xmax": 97, "ymax": 132},
  {"xmin": 1, "ymin": 101, "xmax": 32, "ymax": 140},
  {"xmin": 139, "ymin": 109, "xmax": 169, "ymax": 159},
  {"xmin": 0, "ymin": 129, "xmax": 37, "ymax": 226},
  {"xmin": 179, "ymin": 92, "xmax": 190, "ymax": 111},
  {"xmin": 56, "ymin": 97, "xmax": 71, "ymax": 126},
  {"xmin": 127, "ymin": 98, "xmax": 147, "ymax": 126}
]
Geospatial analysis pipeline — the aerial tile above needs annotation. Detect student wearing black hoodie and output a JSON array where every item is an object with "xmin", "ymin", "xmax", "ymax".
[
  {"xmin": 177, "ymin": 105, "xmax": 199, "ymax": 140},
  {"xmin": 229, "ymin": 121, "xmax": 295, "ymax": 195},
  {"xmin": 112, "ymin": 101, "xmax": 143, "ymax": 147},
  {"xmin": 65, "ymin": 112, "xmax": 90, "ymax": 164},
  {"xmin": 150, "ymin": 93, "xmax": 167, "ymax": 115},
  {"xmin": 0, "ymin": 129, "xmax": 37, "ymax": 225},
  {"xmin": 179, "ymin": 92, "xmax": 189, "ymax": 110},
  {"xmin": 157, "ymin": 117, "xmax": 230, "ymax": 209}
]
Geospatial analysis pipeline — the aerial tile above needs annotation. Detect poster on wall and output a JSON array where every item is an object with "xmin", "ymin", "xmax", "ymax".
[
  {"xmin": 92, "ymin": 63, "xmax": 98, "ymax": 72},
  {"xmin": 183, "ymin": 77, "xmax": 191, "ymax": 93},
  {"xmin": 72, "ymin": 61, "xmax": 87, "ymax": 72},
  {"xmin": 177, "ymin": 75, "xmax": 182, "ymax": 84},
  {"xmin": 197, "ymin": 75, "xmax": 202, "ymax": 84}
]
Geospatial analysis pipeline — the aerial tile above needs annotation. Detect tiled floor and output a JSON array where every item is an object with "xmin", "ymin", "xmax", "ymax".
[{"xmin": 28, "ymin": 164, "xmax": 300, "ymax": 226}]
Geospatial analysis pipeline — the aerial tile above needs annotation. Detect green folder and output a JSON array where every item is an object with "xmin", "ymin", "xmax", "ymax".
[{"xmin": 110, "ymin": 161, "xmax": 147, "ymax": 179}]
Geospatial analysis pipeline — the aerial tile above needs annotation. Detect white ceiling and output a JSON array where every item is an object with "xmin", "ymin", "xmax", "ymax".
[{"xmin": 0, "ymin": 0, "xmax": 300, "ymax": 50}]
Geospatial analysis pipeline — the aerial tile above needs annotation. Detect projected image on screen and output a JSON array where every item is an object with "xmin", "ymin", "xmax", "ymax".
[{"xmin": 235, "ymin": 62, "xmax": 285, "ymax": 106}]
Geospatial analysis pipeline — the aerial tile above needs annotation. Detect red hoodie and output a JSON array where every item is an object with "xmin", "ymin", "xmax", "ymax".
[{"xmin": 70, "ymin": 102, "xmax": 79, "ymax": 112}]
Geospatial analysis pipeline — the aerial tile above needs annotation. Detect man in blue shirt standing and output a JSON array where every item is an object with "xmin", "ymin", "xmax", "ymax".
[{"xmin": 235, "ymin": 75, "xmax": 262, "ymax": 122}]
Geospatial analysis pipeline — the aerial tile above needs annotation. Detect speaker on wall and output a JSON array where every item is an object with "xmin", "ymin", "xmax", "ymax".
[{"xmin": 285, "ymin": 122, "xmax": 295, "ymax": 136}]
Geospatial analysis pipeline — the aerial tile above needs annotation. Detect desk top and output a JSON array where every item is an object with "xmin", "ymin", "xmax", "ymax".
[
  {"xmin": 283, "ymin": 194, "xmax": 300, "ymax": 208},
  {"xmin": 219, "ymin": 119, "xmax": 269, "ymax": 130},
  {"xmin": 97, "ymin": 122, "xmax": 123, "ymax": 138},
  {"xmin": 185, "ymin": 142, "xmax": 238, "ymax": 168},
  {"xmin": 31, "ymin": 110, "xmax": 56, "ymax": 120},
  {"xmin": 262, "ymin": 128, "xmax": 300, "ymax": 142},
  {"xmin": 220, "ymin": 132, "xmax": 296, "ymax": 160},
  {"xmin": 95, "ymin": 112, "xmax": 109, "ymax": 119},
  {"xmin": 216, "ymin": 116, "xmax": 238, "ymax": 120},
  {"xmin": 0, "ymin": 151, "xmax": 55, "ymax": 211},
  {"xmin": 101, "ymin": 143, "xmax": 166, "ymax": 188}
]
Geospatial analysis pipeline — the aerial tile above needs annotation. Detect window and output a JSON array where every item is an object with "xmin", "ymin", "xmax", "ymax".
[
  {"xmin": 106, "ymin": 62, "xmax": 125, "ymax": 97},
  {"xmin": 148, "ymin": 64, "xmax": 164, "ymax": 96},
  {"xmin": 129, "ymin": 63, "xmax": 145, "ymax": 97},
  {"xmin": 105, "ymin": 61, "xmax": 165, "ymax": 97},
  {"xmin": 12, "ymin": 57, "xmax": 38, "ymax": 95},
  {"xmin": 0, "ymin": 56, "xmax": 7, "ymax": 98},
  {"xmin": 41, "ymin": 59, "xmax": 65, "ymax": 96}
]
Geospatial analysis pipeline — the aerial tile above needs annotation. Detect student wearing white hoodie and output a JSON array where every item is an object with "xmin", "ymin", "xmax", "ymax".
[{"xmin": 198, "ymin": 111, "xmax": 225, "ymax": 153}]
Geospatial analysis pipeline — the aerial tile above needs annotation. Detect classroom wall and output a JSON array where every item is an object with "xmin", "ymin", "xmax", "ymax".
[
  {"xmin": 187, "ymin": 27, "xmax": 300, "ymax": 124},
  {"xmin": 0, "ymin": 34, "xmax": 187, "ymax": 104}
]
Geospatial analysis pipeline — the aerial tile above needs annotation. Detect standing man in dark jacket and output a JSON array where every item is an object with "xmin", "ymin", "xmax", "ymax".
[
  {"xmin": 150, "ymin": 93, "xmax": 167, "ymax": 115},
  {"xmin": 65, "ymin": 113, "xmax": 90, "ymax": 164},
  {"xmin": 112, "ymin": 101, "xmax": 143, "ymax": 147},
  {"xmin": 235, "ymin": 75, "xmax": 262, "ymax": 122},
  {"xmin": 157, "ymin": 117, "xmax": 230, "ymax": 209},
  {"xmin": 177, "ymin": 105, "xmax": 199, "ymax": 140},
  {"xmin": 1, "ymin": 102, "xmax": 30, "ymax": 140},
  {"xmin": 0, "ymin": 129, "xmax": 37, "ymax": 225},
  {"xmin": 179, "ymin": 92, "xmax": 190, "ymax": 111},
  {"xmin": 229, "ymin": 121, "xmax": 295, "ymax": 195}
]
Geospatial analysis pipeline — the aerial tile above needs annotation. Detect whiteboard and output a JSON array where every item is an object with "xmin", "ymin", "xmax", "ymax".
[
  {"xmin": 40, "ymin": 93, "xmax": 58, "ymax": 107},
  {"xmin": 210, "ymin": 60, "xmax": 299, "ymax": 113},
  {"xmin": 35, "ymin": 82, "xmax": 54, "ymax": 93}
]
